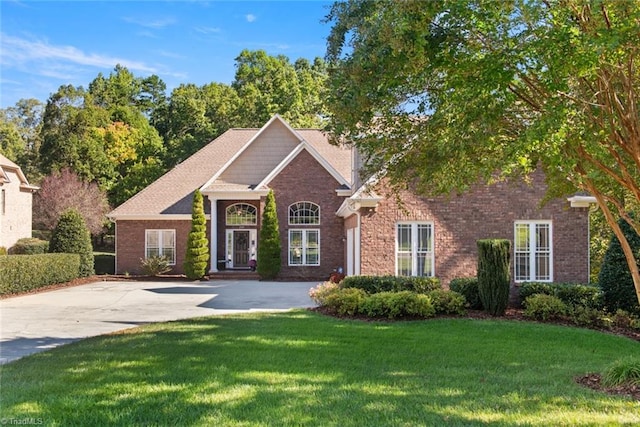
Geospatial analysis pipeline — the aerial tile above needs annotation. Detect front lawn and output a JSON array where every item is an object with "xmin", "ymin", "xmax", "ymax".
[{"xmin": 1, "ymin": 311, "xmax": 639, "ymax": 426}]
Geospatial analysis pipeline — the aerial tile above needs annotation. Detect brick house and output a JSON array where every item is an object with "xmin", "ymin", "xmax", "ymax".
[
  {"xmin": 0, "ymin": 154, "xmax": 38, "ymax": 250},
  {"xmin": 108, "ymin": 115, "xmax": 595, "ymax": 285}
]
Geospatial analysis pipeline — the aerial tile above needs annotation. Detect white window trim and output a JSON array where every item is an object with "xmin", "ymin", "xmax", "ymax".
[
  {"xmin": 395, "ymin": 221, "xmax": 435, "ymax": 277},
  {"xmin": 225, "ymin": 203, "xmax": 257, "ymax": 226},
  {"xmin": 145, "ymin": 229, "xmax": 176, "ymax": 265},
  {"xmin": 288, "ymin": 201, "xmax": 321, "ymax": 225},
  {"xmin": 288, "ymin": 228, "xmax": 320, "ymax": 266},
  {"xmin": 514, "ymin": 220, "xmax": 553, "ymax": 283}
]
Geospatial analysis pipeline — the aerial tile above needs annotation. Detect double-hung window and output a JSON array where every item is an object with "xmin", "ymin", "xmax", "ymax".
[
  {"xmin": 288, "ymin": 202, "xmax": 320, "ymax": 266},
  {"xmin": 514, "ymin": 221, "xmax": 552, "ymax": 282},
  {"xmin": 145, "ymin": 229, "xmax": 176, "ymax": 265},
  {"xmin": 396, "ymin": 222, "xmax": 434, "ymax": 277}
]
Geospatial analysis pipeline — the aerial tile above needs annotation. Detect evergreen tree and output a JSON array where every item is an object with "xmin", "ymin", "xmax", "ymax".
[
  {"xmin": 258, "ymin": 190, "xmax": 281, "ymax": 280},
  {"xmin": 477, "ymin": 239, "xmax": 511, "ymax": 316},
  {"xmin": 184, "ymin": 189, "xmax": 209, "ymax": 279},
  {"xmin": 599, "ymin": 217, "xmax": 640, "ymax": 315},
  {"xmin": 49, "ymin": 208, "xmax": 94, "ymax": 277}
]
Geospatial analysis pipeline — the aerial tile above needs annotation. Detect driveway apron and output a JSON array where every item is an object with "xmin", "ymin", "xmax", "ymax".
[{"xmin": 0, "ymin": 279, "xmax": 318, "ymax": 364}]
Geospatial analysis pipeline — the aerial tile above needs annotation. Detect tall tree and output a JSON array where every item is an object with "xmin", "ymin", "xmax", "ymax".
[
  {"xmin": 257, "ymin": 190, "xmax": 281, "ymax": 280},
  {"xmin": 184, "ymin": 189, "xmax": 210, "ymax": 279},
  {"xmin": 33, "ymin": 168, "xmax": 110, "ymax": 236},
  {"xmin": 325, "ymin": 0, "xmax": 640, "ymax": 304},
  {"xmin": 0, "ymin": 99, "xmax": 44, "ymax": 180}
]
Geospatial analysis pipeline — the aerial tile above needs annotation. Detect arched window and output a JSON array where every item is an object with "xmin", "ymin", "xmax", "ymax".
[
  {"xmin": 226, "ymin": 203, "xmax": 257, "ymax": 225},
  {"xmin": 288, "ymin": 202, "xmax": 320, "ymax": 225}
]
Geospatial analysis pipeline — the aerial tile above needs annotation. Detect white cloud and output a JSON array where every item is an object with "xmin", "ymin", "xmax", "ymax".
[
  {"xmin": 0, "ymin": 33, "xmax": 158, "ymax": 74},
  {"xmin": 121, "ymin": 16, "xmax": 176, "ymax": 29},
  {"xmin": 195, "ymin": 26, "xmax": 222, "ymax": 34},
  {"xmin": 245, "ymin": 14, "xmax": 256, "ymax": 23}
]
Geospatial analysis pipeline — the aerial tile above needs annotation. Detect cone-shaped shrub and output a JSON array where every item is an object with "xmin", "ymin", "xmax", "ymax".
[
  {"xmin": 49, "ymin": 208, "xmax": 94, "ymax": 277},
  {"xmin": 598, "ymin": 217, "xmax": 640, "ymax": 315},
  {"xmin": 184, "ymin": 189, "xmax": 210, "ymax": 279},
  {"xmin": 477, "ymin": 239, "xmax": 511, "ymax": 316},
  {"xmin": 258, "ymin": 190, "xmax": 281, "ymax": 280}
]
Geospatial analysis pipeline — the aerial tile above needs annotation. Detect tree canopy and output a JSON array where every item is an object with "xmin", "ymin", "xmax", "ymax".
[{"xmin": 325, "ymin": 0, "xmax": 640, "ymax": 303}]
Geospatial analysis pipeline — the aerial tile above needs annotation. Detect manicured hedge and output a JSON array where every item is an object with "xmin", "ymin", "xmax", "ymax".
[
  {"xmin": 341, "ymin": 275, "xmax": 441, "ymax": 294},
  {"xmin": 9, "ymin": 238, "xmax": 49, "ymax": 254},
  {"xmin": 0, "ymin": 253, "xmax": 81, "ymax": 295},
  {"xmin": 449, "ymin": 277, "xmax": 482, "ymax": 310},
  {"xmin": 519, "ymin": 282, "xmax": 602, "ymax": 310}
]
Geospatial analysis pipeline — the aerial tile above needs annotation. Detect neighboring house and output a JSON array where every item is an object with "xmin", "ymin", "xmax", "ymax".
[
  {"xmin": 0, "ymin": 154, "xmax": 38, "ymax": 250},
  {"xmin": 108, "ymin": 115, "xmax": 595, "ymax": 286}
]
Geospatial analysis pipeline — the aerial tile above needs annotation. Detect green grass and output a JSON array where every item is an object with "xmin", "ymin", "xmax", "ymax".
[{"xmin": 1, "ymin": 311, "xmax": 639, "ymax": 426}]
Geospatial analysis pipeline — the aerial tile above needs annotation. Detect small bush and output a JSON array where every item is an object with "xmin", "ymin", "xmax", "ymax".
[
  {"xmin": 141, "ymin": 256, "xmax": 171, "ymax": 276},
  {"xmin": 602, "ymin": 357, "xmax": 640, "ymax": 387},
  {"xmin": 359, "ymin": 291, "xmax": 435, "ymax": 319},
  {"xmin": 520, "ymin": 282, "xmax": 602, "ymax": 310},
  {"xmin": 9, "ymin": 238, "xmax": 49, "ymax": 254},
  {"xmin": 309, "ymin": 281, "xmax": 340, "ymax": 305},
  {"xmin": 427, "ymin": 289, "xmax": 467, "ymax": 315},
  {"xmin": 610, "ymin": 310, "xmax": 639, "ymax": 329},
  {"xmin": 449, "ymin": 277, "xmax": 482, "ymax": 310},
  {"xmin": 569, "ymin": 306, "xmax": 608, "ymax": 328},
  {"xmin": 0, "ymin": 253, "xmax": 80, "ymax": 295},
  {"xmin": 0, "ymin": 247, "xmax": 7, "ymax": 256},
  {"xmin": 341, "ymin": 275, "xmax": 441, "ymax": 294},
  {"xmin": 519, "ymin": 282, "xmax": 554, "ymax": 301},
  {"xmin": 323, "ymin": 287, "xmax": 367, "ymax": 316},
  {"xmin": 49, "ymin": 209, "xmax": 94, "ymax": 277},
  {"xmin": 523, "ymin": 294, "xmax": 567, "ymax": 321}
]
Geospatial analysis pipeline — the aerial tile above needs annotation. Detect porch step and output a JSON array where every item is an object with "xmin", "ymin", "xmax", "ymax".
[{"xmin": 209, "ymin": 270, "xmax": 260, "ymax": 280}]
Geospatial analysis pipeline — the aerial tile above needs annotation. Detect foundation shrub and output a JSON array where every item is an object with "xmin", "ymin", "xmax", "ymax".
[
  {"xmin": 341, "ymin": 275, "xmax": 440, "ymax": 294},
  {"xmin": 359, "ymin": 291, "xmax": 435, "ymax": 319},
  {"xmin": 323, "ymin": 287, "xmax": 367, "ymax": 316},
  {"xmin": 477, "ymin": 239, "xmax": 511, "ymax": 316},
  {"xmin": 520, "ymin": 282, "xmax": 602, "ymax": 310},
  {"xmin": 0, "ymin": 253, "xmax": 80, "ymax": 295},
  {"xmin": 449, "ymin": 277, "xmax": 482, "ymax": 310},
  {"xmin": 427, "ymin": 289, "xmax": 467, "ymax": 315},
  {"xmin": 308, "ymin": 281, "xmax": 339, "ymax": 305},
  {"xmin": 140, "ymin": 255, "xmax": 171, "ymax": 276},
  {"xmin": 523, "ymin": 294, "xmax": 567, "ymax": 321},
  {"xmin": 569, "ymin": 306, "xmax": 609, "ymax": 328},
  {"xmin": 9, "ymin": 238, "xmax": 49, "ymax": 254}
]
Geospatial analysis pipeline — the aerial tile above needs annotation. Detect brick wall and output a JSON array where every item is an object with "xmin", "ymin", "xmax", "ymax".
[
  {"xmin": 359, "ymin": 171, "xmax": 590, "ymax": 287},
  {"xmin": 269, "ymin": 149, "xmax": 347, "ymax": 280},
  {"xmin": 115, "ymin": 219, "xmax": 209, "ymax": 275}
]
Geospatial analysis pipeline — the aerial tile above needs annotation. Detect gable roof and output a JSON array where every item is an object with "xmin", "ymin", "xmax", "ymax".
[
  {"xmin": 108, "ymin": 115, "xmax": 352, "ymax": 219},
  {"xmin": 0, "ymin": 153, "xmax": 38, "ymax": 191}
]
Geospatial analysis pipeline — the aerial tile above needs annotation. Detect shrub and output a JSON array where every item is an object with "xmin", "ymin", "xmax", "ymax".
[
  {"xmin": 141, "ymin": 255, "xmax": 171, "ymax": 276},
  {"xmin": 359, "ymin": 291, "xmax": 435, "ymax": 319},
  {"xmin": 94, "ymin": 254, "xmax": 115, "ymax": 275},
  {"xmin": 184, "ymin": 189, "xmax": 210, "ymax": 279},
  {"xmin": 449, "ymin": 277, "xmax": 482, "ymax": 310},
  {"xmin": 519, "ymin": 282, "xmax": 554, "ymax": 301},
  {"xmin": 309, "ymin": 281, "xmax": 340, "ymax": 305},
  {"xmin": 598, "ymin": 216, "xmax": 640, "ymax": 315},
  {"xmin": 323, "ymin": 287, "xmax": 367, "ymax": 316},
  {"xmin": 523, "ymin": 294, "xmax": 567, "ymax": 321},
  {"xmin": 569, "ymin": 306, "xmax": 608, "ymax": 328},
  {"xmin": 520, "ymin": 282, "xmax": 603, "ymax": 311},
  {"xmin": 0, "ymin": 253, "xmax": 80, "ymax": 295},
  {"xmin": 427, "ymin": 289, "xmax": 467, "ymax": 315},
  {"xmin": 610, "ymin": 309, "xmax": 637, "ymax": 329},
  {"xmin": 602, "ymin": 357, "xmax": 640, "ymax": 387},
  {"xmin": 9, "ymin": 238, "xmax": 49, "ymax": 254},
  {"xmin": 49, "ymin": 209, "xmax": 94, "ymax": 277},
  {"xmin": 341, "ymin": 275, "xmax": 441, "ymax": 294},
  {"xmin": 0, "ymin": 247, "xmax": 7, "ymax": 256},
  {"xmin": 257, "ymin": 190, "xmax": 281, "ymax": 280},
  {"xmin": 477, "ymin": 239, "xmax": 511, "ymax": 316}
]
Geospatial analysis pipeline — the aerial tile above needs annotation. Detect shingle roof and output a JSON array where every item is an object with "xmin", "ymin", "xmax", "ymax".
[{"xmin": 108, "ymin": 117, "xmax": 352, "ymax": 218}]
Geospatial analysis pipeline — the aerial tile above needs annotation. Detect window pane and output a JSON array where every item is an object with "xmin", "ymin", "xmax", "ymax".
[
  {"xmin": 417, "ymin": 254, "xmax": 432, "ymax": 277},
  {"xmin": 515, "ymin": 253, "xmax": 530, "ymax": 281},
  {"xmin": 146, "ymin": 230, "xmax": 159, "ymax": 248},
  {"xmin": 147, "ymin": 247, "xmax": 160, "ymax": 259},
  {"xmin": 397, "ymin": 224, "xmax": 411, "ymax": 252},
  {"xmin": 162, "ymin": 230, "xmax": 175, "ymax": 247},
  {"xmin": 417, "ymin": 224, "xmax": 431, "ymax": 252},
  {"xmin": 515, "ymin": 224, "xmax": 529, "ymax": 251},
  {"xmin": 397, "ymin": 253, "xmax": 412, "ymax": 276},
  {"xmin": 163, "ymin": 248, "xmax": 176, "ymax": 265},
  {"xmin": 289, "ymin": 202, "xmax": 320, "ymax": 225},
  {"xmin": 226, "ymin": 204, "xmax": 257, "ymax": 225},
  {"xmin": 536, "ymin": 253, "xmax": 550, "ymax": 281},
  {"xmin": 306, "ymin": 248, "xmax": 319, "ymax": 265},
  {"xmin": 536, "ymin": 224, "xmax": 550, "ymax": 251}
]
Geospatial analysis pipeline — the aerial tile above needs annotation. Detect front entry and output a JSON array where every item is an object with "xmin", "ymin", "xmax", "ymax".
[
  {"xmin": 233, "ymin": 230, "xmax": 250, "ymax": 267},
  {"xmin": 226, "ymin": 229, "xmax": 257, "ymax": 269}
]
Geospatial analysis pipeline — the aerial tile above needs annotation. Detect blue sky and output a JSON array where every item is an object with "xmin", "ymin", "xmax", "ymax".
[{"xmin": 0, "ymin": 0, "xmax": 334, "ymax": 108}]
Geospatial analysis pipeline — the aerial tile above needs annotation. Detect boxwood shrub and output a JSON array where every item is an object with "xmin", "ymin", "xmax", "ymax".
[
  {"xmin": 449, "ymin": 277, "xmax": 482, "ymax": 310},
  {"xmin": 427, "ymin": 289, "xmax": 467, "ymax": 315},
  {"xmin": 519, "ymin": 282, "xmax": 602, "ymax": 310},
  {"xmin": 523, "ymin": 294, "xmax": 567, "ymax": 321},
  {"xmin": 9, "ymin": 237, "xmax": 49, "ymax": 255},
  {"xmin": 0, "ymin": 253, "xmax": 81, "ymax": 295},
  {"xmin": 359, "ymin": 291, "xmax": 435, "ymax": 318},
  {"xmin": 341, "ymin": 275, "xmax": 441, "ymax": 294}
]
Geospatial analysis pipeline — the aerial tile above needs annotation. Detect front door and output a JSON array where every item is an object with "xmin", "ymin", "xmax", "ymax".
[{"xmin": 233, "ymin": 230, "xmax": 250, "ymax": 268}]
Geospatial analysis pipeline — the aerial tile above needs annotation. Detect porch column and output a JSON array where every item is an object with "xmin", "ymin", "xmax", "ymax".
[{"xmin": 209, "ymin": 197, "xmax": 218, "ymax": 273}]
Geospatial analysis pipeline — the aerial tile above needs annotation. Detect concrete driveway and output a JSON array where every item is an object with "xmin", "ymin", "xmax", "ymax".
[{"xmin": 0, "ymin": 279, "xmax": 319, "ymax": 365}]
